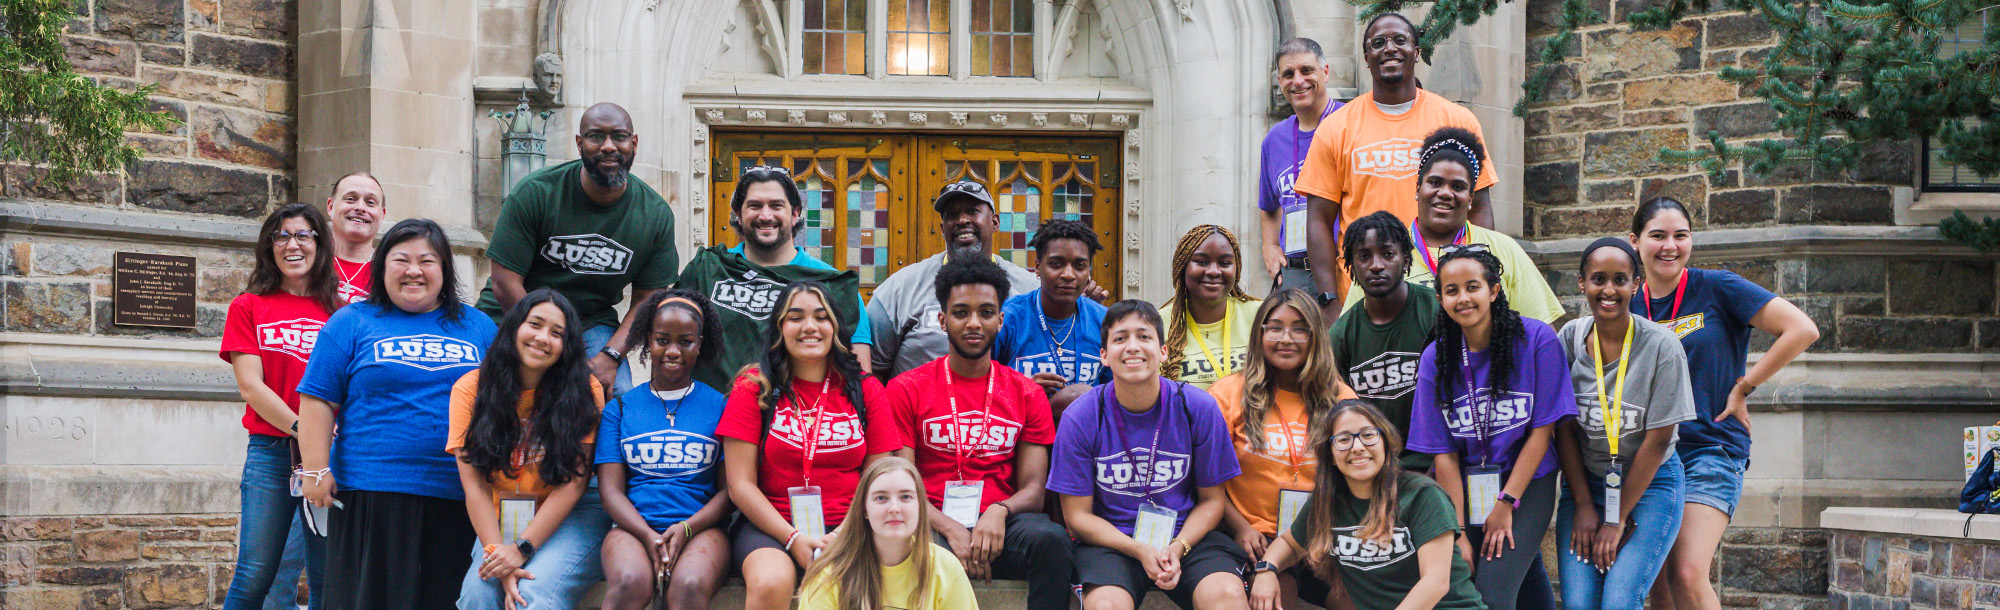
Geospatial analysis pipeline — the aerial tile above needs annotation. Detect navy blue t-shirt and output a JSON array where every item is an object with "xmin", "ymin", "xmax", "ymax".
[
  {"xmin": 297, "ymin": 302, "xmax": 497, "ymax": 501},
  {"xmin": 596, "ymin": 382, "xmax": 728, "ymax": 530},
  {"xmin": 994, "ymin": 289, "xmax": 1107, "ymax": 386},
  {"xmin": 1629, "ymin": 267, "xmax": 1774, "ymax": 459}
]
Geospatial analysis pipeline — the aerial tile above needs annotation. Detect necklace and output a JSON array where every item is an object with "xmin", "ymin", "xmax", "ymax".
[{"xmin": 653, "ymin": 383, "xmax": 693, "ymax": 426}]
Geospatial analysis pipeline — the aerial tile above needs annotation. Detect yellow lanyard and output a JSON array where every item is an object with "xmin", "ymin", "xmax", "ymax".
[
  {"xmin": 1188, "ymin": 303, "xmax": 1234, "ymax": 379},
  {"xmin": 1590, "ymin": 319, "xmax": 1634, "ymax": 457}
]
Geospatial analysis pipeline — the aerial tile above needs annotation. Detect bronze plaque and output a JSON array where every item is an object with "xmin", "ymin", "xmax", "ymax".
[{"xmin": 113, "ymin": 252, "xmax": 197, "ymax": 329}]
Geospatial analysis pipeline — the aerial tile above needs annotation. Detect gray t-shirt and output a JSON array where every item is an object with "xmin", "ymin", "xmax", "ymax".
[
  {"xmin": 867, "ymin": 252, "xmax": 1040, "ymax": 380},
  {"xmin": 1557, "ymin": 317, "xmax": 1698, "ymax": 480}
]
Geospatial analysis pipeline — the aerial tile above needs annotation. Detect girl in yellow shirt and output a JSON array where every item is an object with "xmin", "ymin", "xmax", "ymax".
[
  {"xmin": 800, "ymin": 457, "xmax": 979, "ymax": 610},
  {"xmin": 1161, "ymin": 225, "xmax": 1262, "ymax": 390}
]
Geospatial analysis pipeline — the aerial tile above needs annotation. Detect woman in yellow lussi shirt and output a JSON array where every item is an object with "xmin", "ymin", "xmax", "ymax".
[
  {"xmin": 799, "ymin": 457, "xmax": 978, "ymax": 610},
  {"xmin": 1161, "ymin": 224, "xmax": 1262, "ymax": 390}
]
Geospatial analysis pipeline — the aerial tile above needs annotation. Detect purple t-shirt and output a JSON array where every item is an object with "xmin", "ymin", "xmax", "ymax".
[
  {"xmin": 1047, "ymin": 378, "xmax": 1242, "ymax": 535},
  {"xmin": 1408, "ymin": 318, "xmax": 1576, "ymax": 479},
  {"xmin": 1258, "ymin": 101, "xmax": 1342, "ymax": 253}
]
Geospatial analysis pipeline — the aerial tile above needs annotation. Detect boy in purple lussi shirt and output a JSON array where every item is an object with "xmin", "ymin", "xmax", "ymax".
[{"xmin": 1048, "ymin": 300, "xmax": 1248, "ymax": 610}]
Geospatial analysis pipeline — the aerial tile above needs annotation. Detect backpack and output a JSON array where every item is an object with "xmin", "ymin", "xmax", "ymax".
[{"xmin": 1958, "ymin": 447, "xmax": 2000, "ymax": 534}]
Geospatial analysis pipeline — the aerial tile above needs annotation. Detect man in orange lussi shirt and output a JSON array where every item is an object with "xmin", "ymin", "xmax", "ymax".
[{"xmin": 1296, "ymin": 12, "xmax": 1497, "ymax": 318}]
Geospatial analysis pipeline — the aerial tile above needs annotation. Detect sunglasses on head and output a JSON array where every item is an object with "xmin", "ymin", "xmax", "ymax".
[{"xmin": 1437, "ymin": 243, "xmax": 1491, "ymax": 256}]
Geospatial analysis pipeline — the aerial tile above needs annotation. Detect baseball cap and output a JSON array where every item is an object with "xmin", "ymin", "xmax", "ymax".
[{"xmin": 932, "ymin": 181, "xmax": 995, "ymax": 212}]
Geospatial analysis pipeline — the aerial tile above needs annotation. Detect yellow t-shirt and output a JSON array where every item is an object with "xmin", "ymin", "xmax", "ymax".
[
  {"xmin": 1210, "ymin": 373, "xmax": 1355, "ymax": 536},
  {"xmin": 799, "ymin": 544, "xmax": 980, "ymax": 610},
  {"xmin": 446, "ymin": 371, "xmax": 605, "ymax": 508},
  {"xmin": 1294, "ymin": 89, "xmax": 1499, "ymax": 230},
  {"xmin": 1340, "ymin": 223, "xmax": 1567, "ymax": 324},
  {"xmin": 1159, "ymin": 298, "xmax": 1262, "ymax": 390}
]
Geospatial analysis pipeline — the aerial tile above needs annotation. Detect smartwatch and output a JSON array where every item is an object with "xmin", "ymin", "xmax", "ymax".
[
  {"xmin": 514, "ymin": 538, "xmax": 537, "ymax": 560},
  {"xmin": 1316, "ymin": 291, "xmax": 1340, "ymax": 307},
  {"xmin": 599, "ymin": 346, "xmax": 624, "ymax": 361},
  {"xmin": 1253, "ymin": 560, "xmax": 1280, "ymax": 574},
  {"xmin": 1498, "ymin": 491, "xmax": 1522, "ymax": 510}
]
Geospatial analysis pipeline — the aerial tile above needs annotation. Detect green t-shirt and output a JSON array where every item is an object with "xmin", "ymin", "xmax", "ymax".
[
  {"xmin": 476, "ymin": 160, "xmax": 680, "ymax": 329},
  {"xmin": 673, "ymin": 246, "xmax": 862, "ymax": 392},
  {"xmin": 1328, "ymin": 282, "xmax": 1440, "ymax": 471},
  {"xmin": 1289, "ymin": 473, "xmax": 1485, "ymax": 610}
]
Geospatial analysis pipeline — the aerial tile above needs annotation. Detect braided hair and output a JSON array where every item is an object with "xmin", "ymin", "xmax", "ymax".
[
  {"xmin": 1427, "ymin": 248, "xmax": 1525, "ymax": 403},
  {"xmin": 1163, "ymin": 224, "xmax": 1257, "ymax": 378}
]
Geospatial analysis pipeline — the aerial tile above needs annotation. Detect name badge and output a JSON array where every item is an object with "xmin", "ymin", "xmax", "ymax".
[
  {"xmin": 788, "ymin": 486, "xmax": 827, "ymax": 540},
  {"xmin": 1466, "ymin": 465, "xmax": 1502, "ymax": 527},
  {"xmin": 943, "ymin": 481, "xmax": 984, "ymax": 528},
  {"xmin": 1603, "ymin": 466, "xmax": 1624, "ymax": 526},
  {"xmin": 1283, "ymin": 208, "xmax": 1309, "ymax": 256},
  {"xmin": 498, "ymin": 495, "xmax": 537, "ymax": 543},
  {"xmin": 289, "ymin": 471, "xmax": 304, "ymax": 498},
  {"xmin": 1277, "ymin": 488, "xmax": 1311, "ymax": 534},
  {"xmin": 1133, "ymin": 502, "xmax": 1180, "ymax": 551}
]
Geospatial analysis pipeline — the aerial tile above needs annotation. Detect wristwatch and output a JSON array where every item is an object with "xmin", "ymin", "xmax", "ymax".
[
  {"xmin": 1316, "ymin": 291, "xmax": 1340, "ymax": 307},
  {"xmin": 1498, "ymin": 491, "xmax": 1522, "ymax": 510},
  {"xmin": 599, "ymin": 346, "xmax": 624, "ymax": 361},
  {"xmin": 1253, "ymin": 560, "xmax": 1280, "ymax": 574},
  {"xmin": 514, "ymin": 538, "xmax": 537, "ymax": 560}
]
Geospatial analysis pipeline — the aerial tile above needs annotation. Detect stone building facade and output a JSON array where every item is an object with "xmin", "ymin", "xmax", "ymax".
[{"xmin": 2, "ymin": 0, "xmax": 1994, "ymax": 607}]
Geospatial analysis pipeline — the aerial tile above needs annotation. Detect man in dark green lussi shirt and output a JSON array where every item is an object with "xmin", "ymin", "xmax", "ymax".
[
  {"xmin": 477, "ymin": 102, "xmax": 679, "ymax": 394},
  {"xmin": 1328, "ymin": 211, "xmax": 1439, "ymax": 471}
]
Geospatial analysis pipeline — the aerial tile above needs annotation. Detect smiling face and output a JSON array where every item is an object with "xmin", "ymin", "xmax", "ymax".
[
  {"xmin": 382, "ymin": 237, "xmax": 445, "ymax": 313},
  {"xmin": 1580, "ymin": 248, "xmax": 1638, "ymax": 324},
  {"xmin": 1437, "ymin": 257, "xmax": 1496, "ymax": 332},
  {"xmin": 325, "ymin": 174, "xmax": 384, "ymax": 248},
  {"xmin": 1258, "ymin": 303, "xmax": 1311, "ymax": 373},
  {"xmin": 736, "ymin": 180, "xmax": 798, "ymax": 251},
  {"xmin": 1348, "ymin": 227, "xmax": 1408, "ymax": 299},
  {"xmin": 1417, "ymin": 162, "xmax": 1473, "ymax": 236},
  {"xmin": 1101, "ymin": 312, "xmax": 1165, "ymax": 384},
  {"xmin": 939, "ymin": 198, "xmax": 998, "ymax": 259},
  {"xmin": 1035, "ymin": 238, "xmax": 1093, "ymax": 304},
  {"xmin": 1276, "ymin": 51, "xmax": 1330, "ymax": 112},
  {"xmin": 516, "ymin": 301, "xmax": 567, "ymax": 373},
  {"xmin": 1632, "ymin": 207, "xmax": 1694, "ymax": 282},
  {"xmin": 779, "ymin": 290, "xmax": 837, "ymax": 362},
  {"xmin": 1182, "ymin": 233, "xmax": 1238, "ymax": 304},
  {"xmin": 649, "ymin": 306, "xmax": 702, "ymax": 388},
  {"xmin": 1331, "ymin": 411, "xmax": 1386, "ymax": 484},
  {"xmin": 576, "ymin": 109, "xmax": 637, "ymax": 189},
  {"xmin": 941, "ymin": 283, "xmax": 1002, "ymax": 362},
  {"xmin": 274, "ymin": 216, "xmax": 318, "ymax": 282},
  {"xmin": 864, "ymin": 469, "xmax": 923, "ymax": 542},
  {"xmin": 1362, "ymin": 17, "xmax": 1417, "ymax": 86}
]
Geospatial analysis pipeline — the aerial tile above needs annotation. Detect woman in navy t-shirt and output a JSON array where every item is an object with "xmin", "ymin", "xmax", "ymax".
[
  {"xmin": 1627, "ymin": 198, "xmax": 1819, "ymax": 610},
  {"xmin": 597, "ymin": 290, "xmax": 734, "ymax": 610}
]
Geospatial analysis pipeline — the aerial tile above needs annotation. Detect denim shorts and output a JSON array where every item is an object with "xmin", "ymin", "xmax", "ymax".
[{"xmin": 1678, "ymin": 445, "xmax": 1749, "ymax": 517}]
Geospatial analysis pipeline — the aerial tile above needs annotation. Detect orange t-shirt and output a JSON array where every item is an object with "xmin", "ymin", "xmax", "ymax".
[
  {"xmin": 1293, "ymin": 89, "xmax": 1498, "ymax": 235},
  {"xmin": 446, "ymin": 370, "xmax": 605, "ymax": 508},
  {"xmin": 1209, "ymin": 373, "xmax": 1356, "ymax": 536}
]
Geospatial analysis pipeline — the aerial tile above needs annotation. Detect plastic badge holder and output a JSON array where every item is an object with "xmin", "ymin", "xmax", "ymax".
[
  {"xmin": 1133, "ymin": 502, "xmax": 1180, "ymax": 551},
  {"xmin": 1277, "ymin": 488, "xmax": 1311, "ymax": 534},
  {"xmin": 1603, "ymin": 467, "xmax": 1624, "ymax": 525},
  {"xmin": 789, "ymin": 486, "xmax": 826, "ymax": 540},
  {"xmin": 1467, "ymin": 465, "xmax": 1502, "ymax": 526},
  {"xmin": 1283, "ymin": 208, "xmax": 1309, "ymax": 256},
  {"xmin": 499, "ymin": 494, "xmax": 537, "ymax": 543},
  {"xmin": 944, "ymin": 481, "xmax": 984, "ymax": 528}
]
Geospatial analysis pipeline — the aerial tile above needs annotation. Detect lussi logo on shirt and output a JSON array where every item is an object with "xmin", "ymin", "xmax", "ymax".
[
  {"xmin": 1012, "ymin": 352, "xmax": 1102, "ymax": 384},
  {"xmin": 1441, "ymin": 390, "xmax": 1535, "ymax": 438},
  {"xmin": 1349, "ymin": 351, "xmax": 1421, "ymax": 399},
  {"xmin": 921, "ymin": 413, "xmax": 1025, "ymax": 459},
  {"xmin": 1331, "ymin": 525, "xmax": 1415, "ymax": 570},
  {"xmin": 541, "ymin": 234, "xmax": 633, "ymax": 275},
  {"xmin": 1093, "ymin": 448, "xmax": 1191, "ymax": 497},
  {"xmin": 1350, "ymin": 138, "xmax": 1425, "ymax": 180},
  {"xmin": 620, "ymin": 430, "xmax": 721, "ymax": 477},
  {"xmin": 769, "ymin": 410, "xmax": 866, "ymax": 453},
  {"xmin": 257, "ymin": 318, "xmax": 324, "ymax": 363},
  {"xmin": 372, "ymin": 335, "xmax": 481, "ymax": 371},
  {"xmin": 1172, "ymin": 350, "xmax": 1248, "ymax": 380},
  {"xmin": 707, "ymin": 270, "xmax": 785, "ymax": 320},
  {"xmin": 1247, "ymin": 421, "xmax": 1314, "ymax": 466},
  {"xmin": 1577, "ymin": 398, "xmax": 1645, "ymax": 440}
]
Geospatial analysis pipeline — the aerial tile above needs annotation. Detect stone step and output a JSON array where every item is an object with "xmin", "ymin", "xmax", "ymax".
[{"xmin": 574, "ymin": 579, "xmax": 1187, "ymax": 609}]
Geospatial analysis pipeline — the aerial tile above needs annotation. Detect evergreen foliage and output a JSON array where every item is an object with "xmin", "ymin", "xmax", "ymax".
[{"xmin": 0, "ymin": 0, "xmax": 178, "ymax": 187}]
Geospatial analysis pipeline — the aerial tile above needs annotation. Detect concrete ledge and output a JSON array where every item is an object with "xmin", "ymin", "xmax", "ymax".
[
  {"xmin": 1820, "ymin": 507, "xmax": 2000, "ymax": 542},
  {"xmin": 572, "ymin": 578, "xmax": 1187, "ymax": 610},
  {"xmin": 1751, "ymin": 353, "xmax": 2000, "ymax": 412},
  {"xmin": 0, "ymin": 465, "xmax": 240, "ymax": 516},
  {"xmin": 1523, "ymin": 225, "xmax": 1975, "ymax": 263},
  {"xmin": 0, "ymin": 199, "xmax": 490, "ymax": 253},
  {"xmin": 0, "ymin": 332, "xmax": 236, "ymax": 401}
]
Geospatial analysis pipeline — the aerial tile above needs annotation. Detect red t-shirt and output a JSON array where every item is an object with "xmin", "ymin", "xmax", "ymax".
[
  {"xmin": 716, "ymin": 369, "xmax": 901, "ymax": 529},
  {"xmin": 219, "ymin": 291, "xmax": 334, "ymax": 437},
  {"xmin": 886, "ymin": 359, "xmax": 1055, "ymax": 510},
  {"xmin": 334, "ymin": 258, "xmax": 372, "ymax": 304}
]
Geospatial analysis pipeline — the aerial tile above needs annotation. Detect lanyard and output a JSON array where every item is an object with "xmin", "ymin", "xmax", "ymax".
[
  {"xmin": 1459, "ymin": 339, "xmax": 1494, "ymax": 467},
  {"xmin": 1413, "ymin": 222, "xmax": 1469, "ymax": 278},
  {"xmin": 1591, "ymin": 319, "xmax": 1634, "ymax": 460},
  {"xmin": 795, "ymin": 378, "xmax": 833, "ymax": 488},
  {"xmin": 1102, "ymin": 386, "xmax": 1170, "ymax": 505},
  {"xmin": 1187, "ymin": 304, "xmax": 1235, "ymax": 379},
  {"xmin": 941, "ymin": 364, "xmax": 997, "ymax": 481},
  {"xmin": 1642, "ymin": 270, "xmax": 1688, "ymax": 322},
  {"xmin": 1035, "ymin": 296, "xmax": 1076, "ymax": 375},
  {"xmin": 1273, "ymin": 401, "xmax": 1307, "ymax": 483}
]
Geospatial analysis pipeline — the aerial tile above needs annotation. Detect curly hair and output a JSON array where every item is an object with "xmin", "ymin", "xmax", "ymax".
[
  {"xmin": 933, "ymin": 257, "xmax": 1013, "ymax": 309},
  {"xmin": 1417, "ymin": 126, "xmax": 1486, "ymax": 187},
  {"xmin": 1341, "ymin": 210, "xmax": 1415, "ymax": 281},
  {"xmin": 1030, "ymin": 218, "xmax": 1102, "ymax": 255},
  {"xmin": 1427, "ymin": 248, "xmax": 1525, "ymax": 403},
  {"xmin": 1163, "ymin": 224, "xmax": 1257, "ymax": 378},
  {"xmin": 746, "ymin": 281, "xmax": 867, "ymax": 422},
  {"xmin": 628, "ymin": 289, "xmax": 723, "ymax": 367}
]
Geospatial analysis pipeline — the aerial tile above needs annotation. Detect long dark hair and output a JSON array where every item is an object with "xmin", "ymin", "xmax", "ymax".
[
  {"xmin": 1305, "ymin": 399, "xmax": 1405, "ymax": 580},
  {"xmin": 245, "ymin": 203, "xmax": 344, "ymax": 314},
  {"xmin": 747, "ymin": 281, "xmax": 866, "ymax": 420},
  {"xmin": 365, "ymin": 218, "xmax": 465, "ymax": 320},
  {"xmin": 459, "ymin": 289, "xmax": 599, "ymax": 487},
  {"xmin": 1428, "ymin": 248, "xmax": 1525, "ymax": 400},
  {"xmin": 1631, "ymin": 196, "xmax": 1692, "ymax": 236}
]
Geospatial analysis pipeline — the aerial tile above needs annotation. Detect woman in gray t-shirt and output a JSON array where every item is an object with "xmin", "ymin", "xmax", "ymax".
[{"xmin": 1552, "ymin": 237, "xmax": 1696, "ymax": 610}]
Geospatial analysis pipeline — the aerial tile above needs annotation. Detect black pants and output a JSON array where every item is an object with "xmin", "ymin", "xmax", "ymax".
[
  {"xmin": 931, "ymin": 512, "xmax": 1075, "ymax": 610},
  {"xmin": 322, "ymin": 490, "xmax": 476, "ymax": 610}
]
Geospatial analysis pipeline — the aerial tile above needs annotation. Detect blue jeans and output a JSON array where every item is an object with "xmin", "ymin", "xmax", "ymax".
[
  {"xmin": 457, "ymin": 491, "xmax": 611, "ymax": 610},
  {"xmin": 1557, "ymin": 453, "xmax": 1685, "ymax": 610},
  {"xmin": 223, "ymin": 434, "xmax": 325, "ymax": 610},
  {"xmin": 582, "ymin": 324, "xmax": 633, "ymax": 395}
]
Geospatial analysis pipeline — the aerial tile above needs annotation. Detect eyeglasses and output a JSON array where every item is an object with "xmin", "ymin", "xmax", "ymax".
[
  {"xmin": 1437, "ymin": 243, "xmax": 1491, "ymax": 256},
  {"xmin": 271, "ymin": 229, "xmax": 319, "ymax": 245},
  {"xmin": 1260, "ymin": 324, "xmax": 1313, "ymax": 341},
  {"xmin": 581, "ymin": 131, "xmax": 634, "ymax": 145},
  {"xmin": 1332, "ymin": 427, "xmax": 1384, "ymax": 451},
  {"xmin": 1367, "ymin": 34, "xmax": 1412, "ymax": 49}
]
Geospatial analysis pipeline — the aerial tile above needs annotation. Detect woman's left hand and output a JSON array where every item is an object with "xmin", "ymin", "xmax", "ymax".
[
  {"xmin": 501, "ymin": 569, "xmax": 536, "ymax": 610},
  {"xmin": 1593, "ymin": 521, "xmax": 1628, "ymax": 569},
  {"xmin": 480, "ymin": 544, "xmax": 528, "ymax": 580},
  {"xmin": 1481, "ymin": 502, "xmax": 1515, "ymax": 561}
]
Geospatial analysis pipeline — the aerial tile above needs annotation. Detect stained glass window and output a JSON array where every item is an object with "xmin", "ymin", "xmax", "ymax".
[
  {"xmin": 804, "ymin": 0, "xmax": 867, "ymax": 75},
  {"xmin": 970, "ymin": 0, "xmax": 1033, "ymax": 77},
  {"xmin": 888, "ymin": 0, "xmax": 949, "ymax": 76}
]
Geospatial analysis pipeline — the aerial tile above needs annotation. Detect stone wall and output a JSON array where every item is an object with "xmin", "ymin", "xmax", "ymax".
[
  {"xmin": 1829, "ymin": 529, "xmax": 2000, "ymax": 610},
  {"xmin": 0, "ymin": 514, "xmax": 249, "ymax": 610}
]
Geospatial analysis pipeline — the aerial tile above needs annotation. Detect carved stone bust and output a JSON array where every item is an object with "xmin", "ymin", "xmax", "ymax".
[{"xmin": 533, "ymin": 52, "xmax": 565, "ymax": 103}]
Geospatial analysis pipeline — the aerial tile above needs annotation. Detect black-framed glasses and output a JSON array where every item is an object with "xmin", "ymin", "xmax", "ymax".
[
  {"xmin": 581, "ymin": 131, "xmax": 634, "ymax": 145},
  {"xmin": 271, "ymin": 229, "xmax": 319, "ymax": 245},
  {"xmin": 1332, "ymin": 427, "xmax": 1384, "ymax": 451},
  {"xmin": 1437, "ymin": 243, "xmax": 1491, "ymax": 256},
  {"xmin": 1367, "ymin": 34, "xmax": 1412, "ymax": 49}
]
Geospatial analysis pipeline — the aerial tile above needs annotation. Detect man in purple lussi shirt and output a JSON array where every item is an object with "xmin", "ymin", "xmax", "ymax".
[
  {"xmin": 1048, "ymin": 300, "xmax": 1247, "ymax": 610},
  {"xmin": 1259, "ymin": 37, "xmax": 1343, "ymax": 296}
]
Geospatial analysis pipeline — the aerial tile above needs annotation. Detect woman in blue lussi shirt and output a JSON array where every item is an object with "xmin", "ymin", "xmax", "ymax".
[
  {"xmin": 1629, "ymin": 198, "xmax": 1818, "ymax": 610},
  {"xmin": 298, "ymin": 219, "xmax": 498, "ymax": 610},
  {"xmin": 597, "ymin": 290, "xmax": 735, "ymax": 610}
]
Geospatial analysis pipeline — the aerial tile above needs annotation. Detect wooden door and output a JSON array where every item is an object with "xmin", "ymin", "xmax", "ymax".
[{"xmin": 916, "ymin": 136, "xmax": 1122, "ymax": 298}]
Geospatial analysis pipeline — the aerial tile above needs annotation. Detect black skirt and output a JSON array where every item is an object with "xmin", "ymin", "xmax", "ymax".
[{"xmin": 322, "ymin": 489, "xmax": 477, "ymax": 610}]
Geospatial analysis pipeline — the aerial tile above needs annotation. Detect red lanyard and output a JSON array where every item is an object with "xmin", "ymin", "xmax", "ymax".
[
  {"xmin": 941, "ymin": 364, "xmax": 997, "ymax": 481},
  {"xmin": 1414, "ymin": 222, "xmax": 1468, "ymax": 277},
  {"xmin": 1642, "ymin": 270, "xmax": 1688, "ymax": 322},
  {"xmin": 795, "ymin": 378, "xmax": 833, "ymax": 487},
  {"xmin": 1274, "ymin": 406, "xmax": 1306, "ymax": 483}
]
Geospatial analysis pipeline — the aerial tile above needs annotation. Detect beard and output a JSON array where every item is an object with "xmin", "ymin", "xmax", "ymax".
[
  {"xmin": 950, "ymin": 338, "xmax": 992, "ymax": 361},
  {"xmin": 583, "ymin": 150, "xmax": 632, "ymax": 189}
]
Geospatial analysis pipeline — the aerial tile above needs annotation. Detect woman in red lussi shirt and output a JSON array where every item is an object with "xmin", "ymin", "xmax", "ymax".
[{"xmin": 717, "ymin": 281, "xmax": 901, "ymax": 610}]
